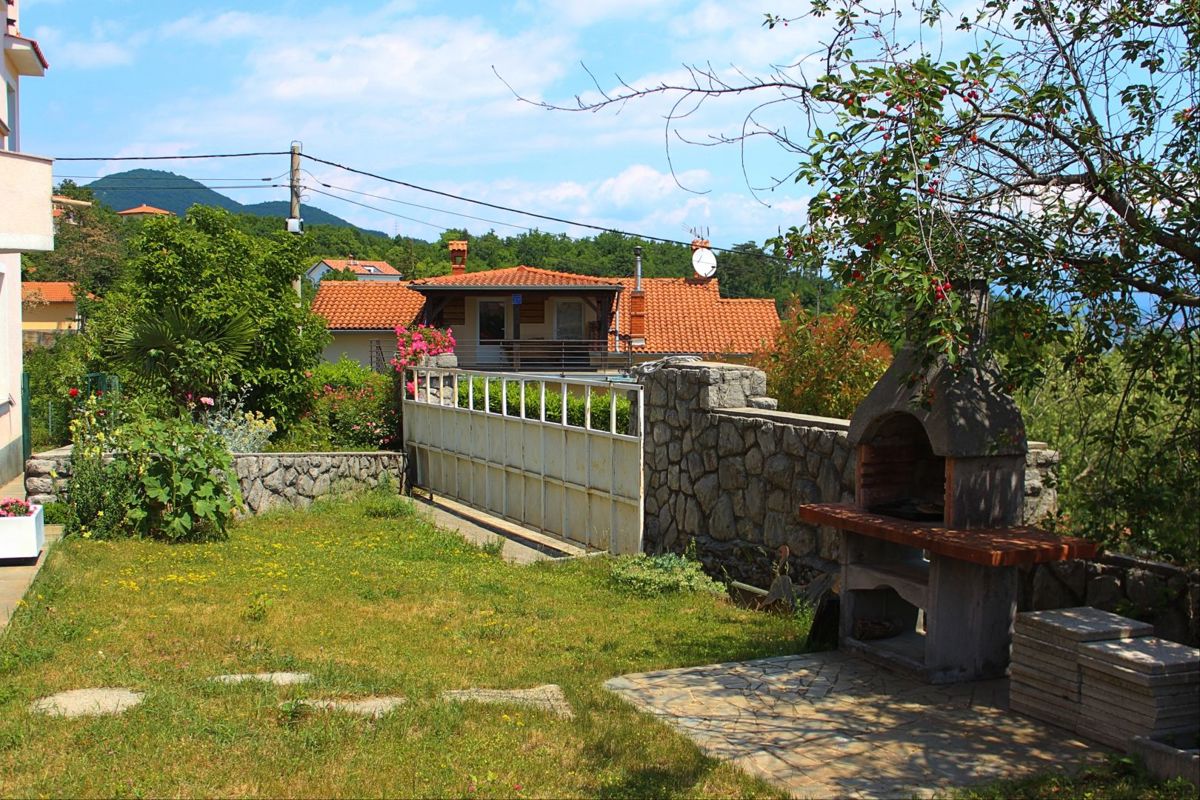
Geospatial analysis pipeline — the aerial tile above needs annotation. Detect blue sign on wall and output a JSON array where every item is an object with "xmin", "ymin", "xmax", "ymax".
[{"xmin": 512, "ymin": 293, "xmax": 523, "ymax": 305}]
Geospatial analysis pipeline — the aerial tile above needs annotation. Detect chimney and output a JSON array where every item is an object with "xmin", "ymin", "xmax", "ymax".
[
  {"xmin": 630, "ymin": 245, "xmax": 646, "ymax": 346},
  {"xmin": 449, "ymin": 240, "xmax": 468, "ymax": 275}
]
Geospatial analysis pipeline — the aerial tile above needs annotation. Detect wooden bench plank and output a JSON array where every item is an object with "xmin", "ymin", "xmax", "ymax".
[{"xmin": 798, "ymin": 503, "xmax": 1098, "ymax": 567}]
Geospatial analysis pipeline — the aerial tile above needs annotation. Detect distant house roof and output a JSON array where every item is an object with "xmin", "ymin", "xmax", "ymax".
[
  {"xmin": 21, "ymin": 281, "xmax": 77, "ymax": 304},
  {"xmin": 410, "ymin": 266, "xmax": 621, "ymax": 290},
  {"xmin": 312, "ymin": 267, "xmax": 781, "ymax": 355},
  {"xmin": 612, "ymin": 278, "xmax": 780, "ymax": 355},
  {"xmin": 311, "ymin": 281, "xmax": 425, "ymax": 330},
  {"xmin": 116, "ymin": 204, "xmax": 174, "ymax": 217},
  {"xmin": 315, "ymin": 258, "xmax": 402, "ymax": 277}
]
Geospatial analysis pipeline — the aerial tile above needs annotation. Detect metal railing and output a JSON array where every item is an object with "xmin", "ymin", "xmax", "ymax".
[{"xmin": 450, "ymin": 339, "xmax": 631, "ymax": 373}]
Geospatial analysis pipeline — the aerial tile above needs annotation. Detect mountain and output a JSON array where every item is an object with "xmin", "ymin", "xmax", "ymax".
[{"xmin": 85, "ymin": 169, "xmax": 384, "ymax": 235}]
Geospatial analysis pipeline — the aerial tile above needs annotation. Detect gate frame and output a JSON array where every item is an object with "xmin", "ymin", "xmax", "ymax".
[{"xmin": 402, "ymin": 367, "xmax": 644, "ymax": 554}]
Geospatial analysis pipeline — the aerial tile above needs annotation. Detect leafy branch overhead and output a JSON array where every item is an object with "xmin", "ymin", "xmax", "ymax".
[{"xmin": 518, "ymin": 0, "xmax": 1197, "ymax": 365}]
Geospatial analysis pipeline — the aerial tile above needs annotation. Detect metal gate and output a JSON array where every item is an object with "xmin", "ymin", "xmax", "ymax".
[{"xmin": 403, "ymin": 368, "xmax": 644, "ymax": 554}]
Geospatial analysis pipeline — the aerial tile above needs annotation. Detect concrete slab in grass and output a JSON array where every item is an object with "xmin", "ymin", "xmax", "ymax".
[
  {"xmin": 30, "ymin": 688, "xmax": 144, "ymax": 717},
  {"xmin": 211, "ymin": 671, "xmax": 312, "ymax": 686}
]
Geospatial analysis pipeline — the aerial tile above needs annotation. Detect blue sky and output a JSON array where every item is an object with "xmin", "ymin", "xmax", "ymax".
[{"xmin": 20, "ymin": 0, "xmax": 836, "ymax": 248}]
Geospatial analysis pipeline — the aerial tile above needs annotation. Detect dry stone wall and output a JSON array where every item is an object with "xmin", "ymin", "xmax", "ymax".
[
  {"xmin": 25, "ymin": 450, "xmax": 406, "ymax": 515},
  {"xmin": 640, "ymin": 362, "xmax": 1059, "ymax": 589}
]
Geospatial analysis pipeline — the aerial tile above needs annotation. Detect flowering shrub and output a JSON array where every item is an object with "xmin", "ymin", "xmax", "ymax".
[
  {"xmin": 271, "ymin": 357, "xmax": 400, "ymax": 451},
  {"xmin": 753, "ymin": 302, "xmax": 892, "ymax": 419},
  {"xmin": 0, "ymin": 498, "xmax": 33, "ymax": 518},
  {"xmin": 392, "ymin": 324, "xmax": 455, "ymax": 371}
]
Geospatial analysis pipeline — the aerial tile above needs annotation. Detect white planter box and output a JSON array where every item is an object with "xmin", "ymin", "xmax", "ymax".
[{"xmin": 0, "ymin": 505, "xmax": 45, "ymax": 560}]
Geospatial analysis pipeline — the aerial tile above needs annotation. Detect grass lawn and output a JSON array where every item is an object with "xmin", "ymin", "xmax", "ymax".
[{"xmin": 0, "ymin": 492, "xmax": 805, "ymax": 798}]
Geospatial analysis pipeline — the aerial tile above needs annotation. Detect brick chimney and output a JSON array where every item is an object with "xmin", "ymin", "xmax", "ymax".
[{"xmin": 449, "ymin": 240, "xmax": 468, "ymax": 275}]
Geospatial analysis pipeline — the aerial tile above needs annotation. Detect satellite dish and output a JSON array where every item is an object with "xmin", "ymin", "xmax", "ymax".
[{"xmin": 692, "ymin": 247, "xmax": 717, "ymax": 279}]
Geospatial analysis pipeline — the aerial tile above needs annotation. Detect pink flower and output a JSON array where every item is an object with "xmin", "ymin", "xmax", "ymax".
[
  {"xmin": 406, "ymin": 381, "xmax": 416, "ymax": 397},
  {"xmin": 200, "ymin": 396, "xmax": 215, "ymax": 407}
]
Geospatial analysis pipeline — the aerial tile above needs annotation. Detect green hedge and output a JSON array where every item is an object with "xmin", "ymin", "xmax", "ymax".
[{"xmin": 454, "ymin": 376, "xmax": 634, "ymax": 434}]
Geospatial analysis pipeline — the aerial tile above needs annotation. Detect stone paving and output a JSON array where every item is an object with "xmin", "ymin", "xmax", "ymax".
[
  {"xmin": 441, "ymin": 684, "xmax": 575, "ymax": 719},
  {"xmin": 606, "ymin": 651, "xmax": 1106, "ymax": 799}
]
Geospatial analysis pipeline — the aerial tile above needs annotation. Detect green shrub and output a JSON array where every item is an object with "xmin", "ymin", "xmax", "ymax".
[
  {"xmin": 274, "ymin": 358, "xmax": 399, "ymax": 451},
  {"xmin": 121, "ymin": 416, "xmax": 241, "ymax": 541},
  {"xmin": 610, "ymin": 552, "xmax": 725, "ymax": 597},
  {"xmin": 455, "ymin": 377, "xmax": 634, "ymax": 434}
]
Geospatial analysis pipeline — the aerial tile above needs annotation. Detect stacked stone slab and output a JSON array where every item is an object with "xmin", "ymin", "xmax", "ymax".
[
  {"xmin": 1010, "ymin": 608, "xmax": 1153, "ymax": 732},
  {"xmin": 1077, "ymin": 637, "xmax": 1200, "ymax": 750}
]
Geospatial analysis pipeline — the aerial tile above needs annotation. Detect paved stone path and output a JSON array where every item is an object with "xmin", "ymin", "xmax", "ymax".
[
  {"xmin": 292, "ymin": 696, "xmax": 408, "ymax": 718},
  {"xmin": 441, "ymin": 684, "xmax": 575, "ymax": 719},
  {"xmin": 605, "ymin": 652, "xmax": 1106, "ymax": 799},
  {"xmin": 29, "ymin": 688, "xmax": 144, "ymax": 718},
  {"xmin": 211, "ymin": 671, "xmax": 313, "ymax": 686}
]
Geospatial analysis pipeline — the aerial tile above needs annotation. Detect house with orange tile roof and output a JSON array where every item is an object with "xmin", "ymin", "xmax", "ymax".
[
  {"xmin": 306, "ymin": 257, "xmax": 403, "ymax": 285},
  {"xmin": 116, "ymin": 203, "xmax": 173, "ymax": 217},
  {"xmin": 20, "ymin": 281, "xmax": 79, "ymax": 348},
  {"xmin": 311, "ymin": 281, "xmax": 426, "ymax": 370},
  {"xmin": 312, "ymin": 240, "xmax": 780, "ymax": 372}
]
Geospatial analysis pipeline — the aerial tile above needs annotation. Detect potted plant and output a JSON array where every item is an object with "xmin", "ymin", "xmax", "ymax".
[{"xmin": 0, "ymin": 498, "xmax": 45, "ymax": 560}]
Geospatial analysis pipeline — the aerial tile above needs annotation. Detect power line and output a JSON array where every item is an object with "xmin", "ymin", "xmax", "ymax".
[
  {"xmin": 51, "ymin": 149, "xmax": 793, "ymax": 263},
  {"xmin": 54, "ymin": 151, "xmax": 291, "ymax": 162},
  {"xmin": 299, "ymin": 152, "xmax": 790, "ymax": 260},
  {"xmin": 304, "ymin": 176, "xmax": 533, "ymax": 233},
  {"xmin": 302, "ymin": 185, "xmax": 448, "ymax": 232},
  {"xmin": 55, "ymin": 172, "xmax": 289, "ymax": 182},
  {"xmin": 58, "ymin": 184, "xmax": 288, "ymax": 192}
]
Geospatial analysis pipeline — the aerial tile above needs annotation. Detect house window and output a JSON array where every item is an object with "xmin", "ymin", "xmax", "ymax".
[{"xmin": 555, "ymin": 301, "xmax": 585, "ymax": 340}]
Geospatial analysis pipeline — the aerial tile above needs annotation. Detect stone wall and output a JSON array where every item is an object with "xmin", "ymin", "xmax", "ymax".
[
  {"xmin": 24, "ymin": 449, "xmax": 407, "ymax": 515},
  {"xmin": 640, "ymin": 362, "xmax": 1059, "ymax": 588},
  {"xmin": 1020, "ymin": 554, "xmax": 1200, "ymax": 646}
]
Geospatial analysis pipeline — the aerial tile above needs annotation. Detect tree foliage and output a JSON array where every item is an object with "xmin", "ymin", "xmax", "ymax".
[
  {"xmin": 532, "ymin": 0, "xmax": 1198, "ymax": 557},
  {"xmin": 89, "ymin": 206, "xmax": 329, "ymax": 423},
  {"xmin": 22, "ymin": 181, "xmax": 127, "ymax": 294},
  {"xmin": 754, "ymin": 302, "xmax": 892, "ymax": 418}
]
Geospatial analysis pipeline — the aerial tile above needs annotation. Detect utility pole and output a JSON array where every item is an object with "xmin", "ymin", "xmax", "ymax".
[{"xmin": 288, "ymin": 141, "xmax": 303, "ymax": 299}]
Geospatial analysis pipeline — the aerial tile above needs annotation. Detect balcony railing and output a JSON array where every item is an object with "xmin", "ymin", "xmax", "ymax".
[{"xmin": 369, "ymin": 339, "xmax": 633, "ymax": 374}]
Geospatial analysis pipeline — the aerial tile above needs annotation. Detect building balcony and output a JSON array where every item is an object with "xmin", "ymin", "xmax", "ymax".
[{"xmin": 0, "ymin": 150, "xmax": 53, "ymax": 253}]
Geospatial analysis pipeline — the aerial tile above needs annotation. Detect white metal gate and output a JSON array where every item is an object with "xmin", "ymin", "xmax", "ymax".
[{"xmin": 403, "ymin": 368, "xmax": 644, "ymax": 554}]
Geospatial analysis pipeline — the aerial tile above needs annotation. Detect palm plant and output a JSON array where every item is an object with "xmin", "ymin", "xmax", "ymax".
[{"xmin": 107, "ymin": 306, "xmax": 257, "ymax": 408}]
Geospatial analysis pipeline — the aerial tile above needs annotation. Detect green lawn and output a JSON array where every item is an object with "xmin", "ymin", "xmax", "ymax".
[{"xmin": 0, "ymin": 493, "xmax": 803, "ymax": 798}]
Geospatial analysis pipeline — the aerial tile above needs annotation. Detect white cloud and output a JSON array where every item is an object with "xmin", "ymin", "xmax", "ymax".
[{"xmin": 31, "ymin": 24, "xmax": 134, "ymax": 68}]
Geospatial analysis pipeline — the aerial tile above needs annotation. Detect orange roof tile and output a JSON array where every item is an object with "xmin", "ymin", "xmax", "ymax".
[
  {"xmin": 611, "ymin": 278, "xmax": 780, "ymax": 355},
  {"xmin": 410, "ymin": 266, "xmax": 622, "ymax": 289},
  {"xmin": 312, "ymin": 282, "xmax": 426, "ymax": 330},
  {"xmin": 312, "ymin": 272, "xmax": 781, "ymax": 355},
  {"xmin": 117, "ymin": 204, "xmax": 173, "ymax": 216},
  {"xmin": 318, "ymin": 258, "xmax": 402, "ymax": 277},
  {"xmin": 21, "ymin": 281, "xmax": 77, "ymax": 304}
]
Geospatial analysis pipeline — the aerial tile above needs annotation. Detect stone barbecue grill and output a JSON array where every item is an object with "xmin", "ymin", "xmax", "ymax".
[{"xmin": 800, "ymin": 350, "xmax": 1097, "ymax": 683}]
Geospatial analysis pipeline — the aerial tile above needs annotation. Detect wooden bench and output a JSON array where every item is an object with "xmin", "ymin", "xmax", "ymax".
[{"xmin": 799, "ymin": 503, "xmax": 1098, "ymax": 684}]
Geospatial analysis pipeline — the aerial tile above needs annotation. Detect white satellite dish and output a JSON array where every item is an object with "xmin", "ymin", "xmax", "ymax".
[{"xmin": 692, "ymin": 247, "xmax": 717, "ymax": 279}]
